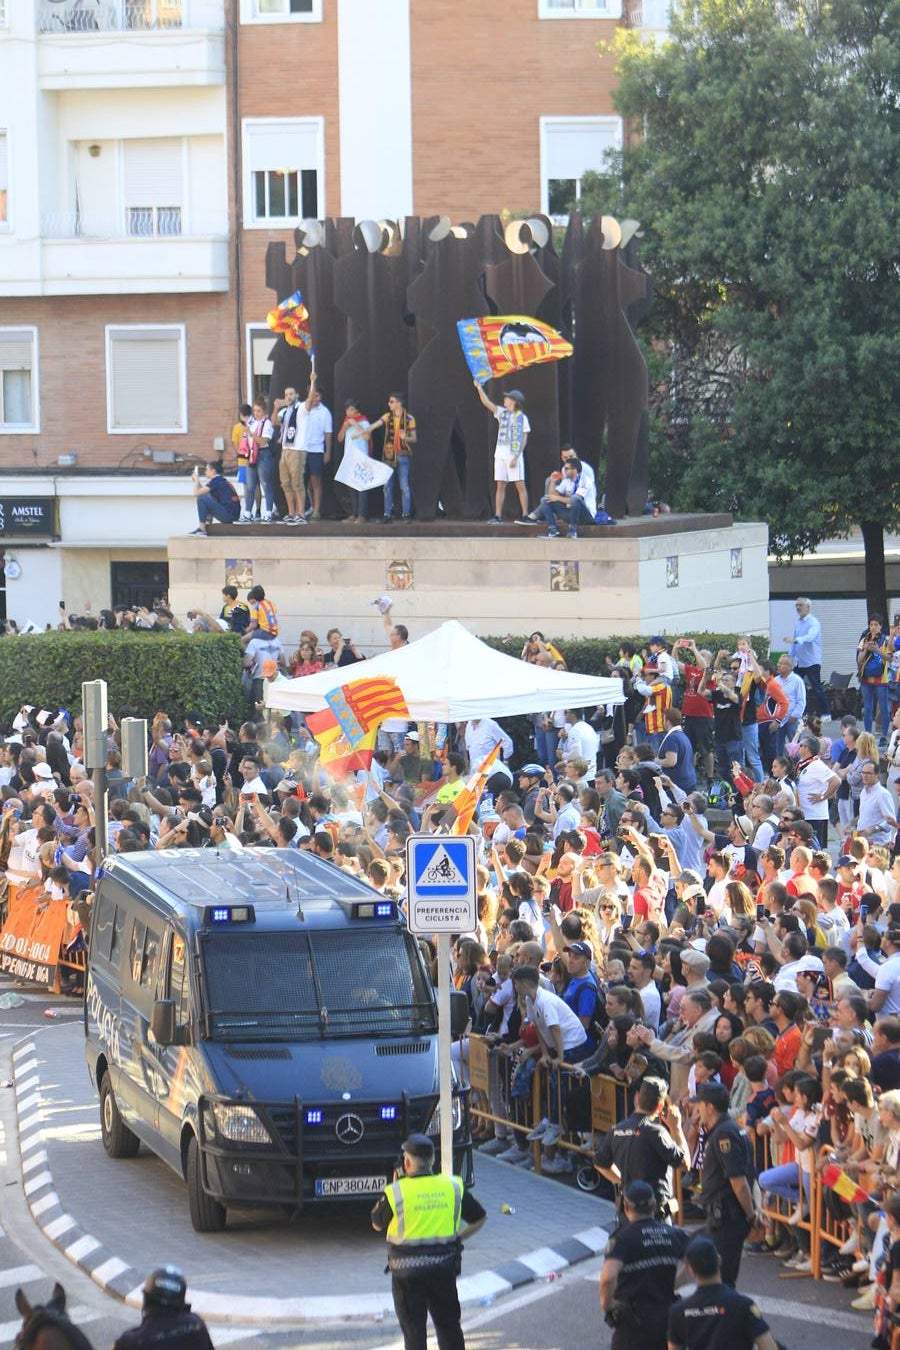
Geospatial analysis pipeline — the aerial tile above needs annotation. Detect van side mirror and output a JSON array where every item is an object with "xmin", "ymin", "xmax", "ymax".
[
  {"xmin": 449, "ymin": 991, "xmax": 470, "ymax": 1038},
  {"xmin": 150, "ymin": 999, "xmax": 176, "ymax": 1046}
]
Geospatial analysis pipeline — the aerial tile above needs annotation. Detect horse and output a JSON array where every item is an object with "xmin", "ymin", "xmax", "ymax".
[{"xmin": 14, "ymin": 1284, "xmax": 96, "ymax": 1350}]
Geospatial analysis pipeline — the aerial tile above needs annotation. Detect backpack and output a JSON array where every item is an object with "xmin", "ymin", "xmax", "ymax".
[{"xmin": 706, "ymin": 779, "xmax": 732, "ymax": 811}]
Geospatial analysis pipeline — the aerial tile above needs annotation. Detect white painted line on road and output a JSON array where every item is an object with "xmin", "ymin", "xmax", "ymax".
[
  {"xmin": 17, "ymin": 1093, "xmax": 41, "ymax": 1114},
  {"xmin": 15, "ymin": 1076, "xmax": 39, "ymax": 1093},
  {"xmin": 23, "ymin": 1170, "xmax": 52, "ymax": 1196},
  {"xmin": 14, "ymin": 1059, "xmax": 38, "ymax": 1076},
  {"xmin": 65, "ymin": 1234, "xmax": 100, "ymax": 1262},
  {"xmin": 19, "ymin": 1132, "xmax": 45, "ymax": 1154},
  {"xmin": 91, "ymin": 1256, "xmax": 129, "ymax": 1285},
  {"xmin": 211, "ymin": 1331, "xmax": 261, "ymax": 1347},
  {"xmin": 18, "ymin": 1111, "xmax": 44, "ymax": 1134},
  {"xmin": 457, "ymin": 1269, "xmax": 514, "ymax": 1303},
  {"xmin": 0, "ymin": 1265, "xmax": 43, "ymax": 1290},
  {"xmin": 43, "ymin": 1213, "xmax": 76, "ymax": 1240},
  {"xmin": 22, "ymin": 1150, "xmax": 48, "ymax": 1173},
  {"xmin": 516, "ymin": 1246, "xmax": 569, "ymax": 1277},
  {"xmin": 752, "ymin": 1291, "xmax": 870, "ymax": 1332},
  {"xmin": 12, "ymin": 1042, "xmax": 36, "ymax": 1061},
  {"xmin": 572, "ymin": 1225, "xmax": 610, "ymax": 1252},
  {"xmin": 31, "ymin": 1191, "xmax": 60, "ymax": 1217}
]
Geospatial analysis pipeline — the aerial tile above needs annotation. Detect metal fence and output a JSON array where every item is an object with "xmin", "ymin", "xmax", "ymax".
[{"xmin": 37, "ymin": 1, "xmax": 223, "ymax": 34}]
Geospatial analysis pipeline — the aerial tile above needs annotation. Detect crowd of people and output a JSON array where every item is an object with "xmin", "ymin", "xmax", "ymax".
[{"xmin": 1, "ymin": 595, "xmax": 899, "ymax": 1343}]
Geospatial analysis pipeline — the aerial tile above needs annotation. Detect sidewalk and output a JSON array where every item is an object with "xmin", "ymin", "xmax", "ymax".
[{"xmin": 12, "ymin": 1023, "xmax": 616, "ymax": 1324}]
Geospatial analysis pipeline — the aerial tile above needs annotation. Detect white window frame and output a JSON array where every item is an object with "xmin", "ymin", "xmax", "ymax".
[
  {"xmin": 539, "ymin": 114, "xmax": 623, "ymax": 221},
  {"xmin": 245, "ymin": 321, "xmax": 276, "ymax": 405},
  {"xmin": 538, "ymin": 0, "xmax": 622, "ymax": 18},
  {"xmin": 105, "ymin": 323, "xmax": 187, "ymax": 435},
  {"xmin": 239, "ymin": 0, "xmax": 322, "ymax": 25},
  {"xmin": 242, "ymin": 116, "xmax": 325, "ymax": 230},
  {"xmin": 0, "ymin": 326, "xmax": 39, "ymax": 434}
]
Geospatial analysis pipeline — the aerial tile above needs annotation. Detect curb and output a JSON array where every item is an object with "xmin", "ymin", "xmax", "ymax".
[{"xmin": 11, "ymin": 1035, "xmax": 609, "ymax": 1324}]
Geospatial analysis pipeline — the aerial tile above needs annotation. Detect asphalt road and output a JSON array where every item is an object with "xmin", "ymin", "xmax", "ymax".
[{"xmin": 0, "ymin": 977, "xmax": 877, "ymax": 1350}]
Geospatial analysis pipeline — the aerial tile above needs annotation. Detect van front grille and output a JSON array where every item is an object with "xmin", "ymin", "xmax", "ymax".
[{"xmin": 375, "ymin": 1041, "xmax": 429, "ymax": 1057}]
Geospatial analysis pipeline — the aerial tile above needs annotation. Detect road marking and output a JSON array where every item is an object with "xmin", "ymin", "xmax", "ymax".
[
  {"xmin": 517, "ymin": 1246, "xmax": 568, "ymax": 1277},
  {"xmin": 211, "ymin": 1332, "xmax": 261, "ymax": 1346},
  {"xmin": 22, "ymin": 1150, "xmax": 48, "ymax": 1174},
  {"xmin": 65, "ymin": 1235, "xmax": 100, "ymax": 1262},
  {"xmin": 31, "ymin": 1191, "xmax": 60, "ymax": 1217},
  {"xmin": 752, "ymin": 1291, "xmax": 870, "ymax": 1332},
  {"xmin": 91, "ymin": 1256, "xmax": 130, "ymax": 1285},
  {"xmin": 43, "ymin": 1213, "xmax": 76, "ymax": 1240},
  {"xmin": 23, "ymin": 1171, "xmax": 52, "ymax": 1196},
  {"xmin": 0, "ymin": 1264, "xmax": 43, "ymax": 1290}
]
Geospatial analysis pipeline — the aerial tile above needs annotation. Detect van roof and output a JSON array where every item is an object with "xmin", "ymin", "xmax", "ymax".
[{"xmin": 103, "ymin": 848, "xmax": 381, "ymax": 920}]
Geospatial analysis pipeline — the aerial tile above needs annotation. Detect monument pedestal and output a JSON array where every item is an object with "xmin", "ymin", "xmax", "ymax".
[{"xmin": 168, "ymin": 514, "xmax": 769, "ymax": 650}]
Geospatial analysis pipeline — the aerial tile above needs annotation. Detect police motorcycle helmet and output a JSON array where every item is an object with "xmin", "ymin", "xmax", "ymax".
[{"xmin": 143, "ymin": 1266, "xmax": 188, "ymax": 1311}]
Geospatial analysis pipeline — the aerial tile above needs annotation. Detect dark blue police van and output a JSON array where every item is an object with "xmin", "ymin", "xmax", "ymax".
[{"xmin": 84, "ymin": 848, "xmax": 471, "ymax": 1231}]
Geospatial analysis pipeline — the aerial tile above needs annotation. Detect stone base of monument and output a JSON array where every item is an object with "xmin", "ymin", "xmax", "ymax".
[{"xmin": 168, "ymin": 514, "xmax": 769, "ymax": 647}]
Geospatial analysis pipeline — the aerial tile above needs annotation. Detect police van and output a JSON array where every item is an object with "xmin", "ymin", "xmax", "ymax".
[{"xmin": 84, "ymin": 848, "xmax": 471, "ymax": 1232}]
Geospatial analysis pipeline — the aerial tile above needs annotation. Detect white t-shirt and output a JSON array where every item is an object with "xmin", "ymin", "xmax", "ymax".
[
  {"xmin": 795, "ymin": 757, "xmax": 839, "ymax": 821},
  {"xmin": 296, "ymin": 402, "xmax": 333, "ymax": 454},
  {"xmin": 527, "ymin": 986, "xmax": 588, "ymax": 1055},
  {"xmin": 773, "ymin": 954, "xmax": 825, "ymax": 993},
  {"xmin": 489, "ymin": 977, "xmax": 516, "ymax": 1036},
  {"xmin": 564, "ymin": 720, "xmax": 600, "ymax": 777},
  {"xmin": 874, "ymin": 951, "xmax": 900, "ymax": 1015}
]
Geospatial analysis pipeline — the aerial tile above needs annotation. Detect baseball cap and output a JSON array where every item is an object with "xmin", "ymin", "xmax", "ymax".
[
  {"xmin": 32, "ymin": 763, "xmax": 54, "ymax": 780},
  {"xmin": 689, "ymin": 1082, "xmax": 730, "ymax": 1111},
  {"xmin": 623, "ymin": 1179, "xmax": 656, "ymax": 1208},
  {"xmin": 565, "ymin": 941, "xmax": 592, "ymax": 959},
  {"xmin": 836, "ymin": 854, "xmax": 856, "ymax": 868},
  {"xmin": 505, "ymin": 389, "xmax": 525, "ymax": 406},
  {"xmin": 519, "ymin": 763, "xmax": 545, "ymax": 777},
  {"xmin": 405, "ymin": 730, "xmax": 420, "ymax": 742}
]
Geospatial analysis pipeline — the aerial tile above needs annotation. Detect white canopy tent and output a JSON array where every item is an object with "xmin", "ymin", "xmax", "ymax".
[{"xmin": 265, "ymin": 619, "xmax": 625, "ymax": 721}]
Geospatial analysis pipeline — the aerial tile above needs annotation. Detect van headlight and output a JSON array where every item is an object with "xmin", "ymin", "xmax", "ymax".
[
  {"xmin": 426, "ymin": 1097, "xmax": 463, "ymax": 1136},
  {"xmin": 211, "ymin": 1104, "xmax": 273, "ymax": 1145}
]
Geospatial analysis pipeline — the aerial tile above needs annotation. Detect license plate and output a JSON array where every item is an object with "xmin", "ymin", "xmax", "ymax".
[{"xmin": 315, "ymin": 1175, "xmax": 386, "ymax": 1198}]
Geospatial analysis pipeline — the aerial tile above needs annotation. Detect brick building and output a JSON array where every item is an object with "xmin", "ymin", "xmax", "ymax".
[{"xmin": 0, "ymin": 0, "xmax": 668, "ymax": 625}]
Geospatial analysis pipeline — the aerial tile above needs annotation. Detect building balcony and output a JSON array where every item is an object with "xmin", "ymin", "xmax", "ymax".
[
  {"xmin": 624, "ymin": 0, "xmax": 671, "ymax": 32},
  {"xmin": 36, "ymin": 0, "xmax": 225, "ymax": 89},
  {"xmin": 37, "ymin": 211, "xmax": 229, "ymax": 295}
]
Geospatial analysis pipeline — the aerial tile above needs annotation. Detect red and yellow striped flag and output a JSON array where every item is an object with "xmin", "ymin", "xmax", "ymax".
[
  {"xmin": 821, "ymin": 1164, "xmax": 868, "ymax": 1205},
  {"xmin": 343, "ymin": 676, "xmax": 410, "ymax": 732},
  {"xmin": 451, "ymin": 742, "xmax": 502, "ymax": 836}
]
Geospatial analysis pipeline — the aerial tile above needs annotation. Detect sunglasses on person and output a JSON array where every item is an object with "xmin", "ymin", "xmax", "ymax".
[{"xmin": 600, "ymin": 905, "xmax": 616, "ymax": 913}]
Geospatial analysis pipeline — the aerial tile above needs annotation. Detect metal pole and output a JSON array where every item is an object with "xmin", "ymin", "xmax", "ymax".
[
  {"xmin": 437, "ymin": 931, "xmax": 453, "ymax": 1177},
  {"xmin": 93, "ymin": 766, "xmax": 108, "ymax": 870}
]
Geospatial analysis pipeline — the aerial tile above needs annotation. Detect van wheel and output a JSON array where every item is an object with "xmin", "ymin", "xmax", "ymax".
[
  {"xmin": 100, "ymin": 1074, "xmax": 140, "ymax": 1159},
  {"xmin": 187, "ymin": 1135, "xmax": 226, "ymax": 1233}
]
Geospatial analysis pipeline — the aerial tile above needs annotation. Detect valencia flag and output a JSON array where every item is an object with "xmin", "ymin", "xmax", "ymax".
[
  {"xmin": 306, "ymin": 706, "xmax": 376, "ymax": 779},
  {"xmin": 451, "ymin": 742, "xmax": 502, "ymax": 836},
  {"xmin": 458, "ymin": 315, "xmax": 572, "ymax": 383},
  {"xmin": 324, "ymin": 676, "xmax": 410, "ymax": 746},
  {"xmin": 267, "ymin": 290, "xmax": 313, "ymax": 352}
]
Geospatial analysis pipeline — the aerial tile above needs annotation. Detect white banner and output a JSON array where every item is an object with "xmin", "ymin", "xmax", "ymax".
[{"xmin": 334, "ymin": 443, "xmax": 393, "ymax": 492}]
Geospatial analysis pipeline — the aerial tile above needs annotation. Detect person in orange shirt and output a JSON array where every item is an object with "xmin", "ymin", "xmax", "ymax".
[
  {"xmin": 746, "ymin": 654, "xmax": 789, "ymax": 774},
  {"xmin": 771, "ymin": 991, "xmax": 803, "ymax": 1077}
]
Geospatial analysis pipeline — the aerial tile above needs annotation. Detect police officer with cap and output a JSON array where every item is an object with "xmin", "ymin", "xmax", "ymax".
[
  {"xmin": 113, "ymin": 1267, "xmax": 213, "ymax": 1350},
  {"xmin": 599, "ymin": 1179, "xmax": 689, "ymax": 1350},
  {"xmin": 371, "ymin": 1132, "xmax": 486, "ymax": 1350},
  {"xmin": 594, "ymin": 1077, "xmax": 691, "ymax": 1222},
  {"xmin": 668, "ymin": 1237, "xmax": 778, "ymax": 1350},
  {"xmin": 691, "ymin": 1082, "xmax": 760, "ymax": 1287}
]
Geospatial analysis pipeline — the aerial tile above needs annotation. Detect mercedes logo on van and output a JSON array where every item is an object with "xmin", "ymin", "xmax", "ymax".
[{"xmin": 335, "ymin": 1112, "xmax": 365, "ymax": 1145}]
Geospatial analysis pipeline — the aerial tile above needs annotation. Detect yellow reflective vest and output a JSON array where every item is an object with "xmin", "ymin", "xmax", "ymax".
[{"xmin": 385, "ymin": 1174, "xmax": 464, "ymax": 1246}]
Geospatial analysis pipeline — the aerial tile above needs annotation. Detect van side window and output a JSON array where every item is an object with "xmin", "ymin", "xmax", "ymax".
[
  {"xmin": 168, "ymin": 933, "xmax": 190, "ymax": 1026},
  {"xmin": 109, "ymin": 906, "xmax": 127, "ymax": 967},
  {"xmin": 91, "ymin": 893, "xmax": 115, "ymax": 962},
  {"xmin": 130, "ymin": 921, "xmax": 146, "ymax": 986},
  {"xmin": 141, "ymin": 926, "xmax": 162, "ymax": 991}
]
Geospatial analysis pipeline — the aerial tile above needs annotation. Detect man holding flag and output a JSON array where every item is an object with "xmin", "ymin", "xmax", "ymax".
[{"xmin": 473, "ymin": 383, "xmax": 530, "ymax": 524}]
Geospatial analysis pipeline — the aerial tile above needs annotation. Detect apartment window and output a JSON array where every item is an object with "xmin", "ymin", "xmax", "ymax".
[
  {"xmin": 540, "ymin": 116, "xmax": 623, "ymax": 220},
  {"xmin": 246, "ymin": 324, "xmax": 275, "ymax": 404},
  {"xmin": 243, "ymin": 118, "xmax": 323, "ymax": 226},
  {"xmin": 539, "ymin": 0, "xmax": 622, "ymax": 16},
  {"xmin": 241, "ymin": 0, "xmax": 321, "ymax": 22},
  {"xmin": 0, "ymin": 3, "xmax": 7, "ymax": 25},
  {"xmin": 0, "ymin": 329, "xmax": 38, "ymax": 433},
  {"xmin": 0, "ymin": 133, "xmax": 7, "ymax": 227},
  {"xmin": 106, "ymin": 325, "xmax": 186, "ymax": 434},
  {"xmin": 124, "ymin": 139, "xmax": 183, "ymax": 237}
]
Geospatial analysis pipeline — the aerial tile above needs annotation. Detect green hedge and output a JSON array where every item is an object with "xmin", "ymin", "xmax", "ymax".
[
  {"xmin": 0, "ymin": 632, "xmax": 245, "ymax": 731},
  {"xmin": 482, "ymin": 632, "xmax": 770, "ymax": 674}
]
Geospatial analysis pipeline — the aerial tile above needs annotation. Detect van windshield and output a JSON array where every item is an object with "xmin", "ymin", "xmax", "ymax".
[{"xmin": 199, "ymin": 928, "xmax": 437, "ymax": 1041}]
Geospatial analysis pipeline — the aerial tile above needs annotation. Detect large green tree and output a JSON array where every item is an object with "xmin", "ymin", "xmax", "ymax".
[{"xmin": 580, "ymin": 0, "xmax": 899, "ymax": 614}]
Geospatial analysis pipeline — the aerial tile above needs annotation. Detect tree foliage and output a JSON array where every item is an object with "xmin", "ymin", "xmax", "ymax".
[{"xmin": 579, "ymin": 0, "xmax": 899, "ymax": 580}]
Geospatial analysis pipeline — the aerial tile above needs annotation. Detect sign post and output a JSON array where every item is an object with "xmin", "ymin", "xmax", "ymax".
[{"xmin": 405, "ymin": 834, "xmax": 477, "ymax": 1176}]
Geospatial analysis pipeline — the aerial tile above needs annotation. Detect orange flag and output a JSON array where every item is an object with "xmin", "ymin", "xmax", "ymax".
[{"xmin": 451, "ymin": 742, "xmax": 502, "ymax": 836}]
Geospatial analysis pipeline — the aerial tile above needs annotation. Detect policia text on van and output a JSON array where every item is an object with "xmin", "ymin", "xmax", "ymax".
[{"xmin": 84, "ymin": 850, "xmax": 472, "ymax": 1232}]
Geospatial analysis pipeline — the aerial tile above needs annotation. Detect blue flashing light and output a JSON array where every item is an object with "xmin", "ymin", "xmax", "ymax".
[
  {"xmin": 305, "ymin": 1109, "xmax": 323, "ymax": 1126},
  {"xmin": 375, "ymin": 902, "xmax": 394, "ymax": 918},
  {"xmin": 211, "ymin": 907, "xmax": 230, "ymax": 924},
  {"xmin": 380, "ymin": 1106, "xmax": 397, "ymax": 1121}
]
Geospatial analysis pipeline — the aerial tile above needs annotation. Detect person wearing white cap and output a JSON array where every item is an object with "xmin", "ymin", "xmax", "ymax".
[{"xmin": 474, "ymin": 382, "xmax": 530, "ymax": 524}]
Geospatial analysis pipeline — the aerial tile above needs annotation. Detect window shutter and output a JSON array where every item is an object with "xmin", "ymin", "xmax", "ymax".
[
  {"xmin": 246, "ymin": 122, "xmax": 319, "ymax": 172},
  {"xmin": 109, "ymin": 329, "xmax": 183, "ymax": 430},
  {"xmin": 0, "ymin": 330, "xmax": 33, "ymax": 370},
  {"xmin": 545, "ymin": 121, "xmax": 620, "ymax": 181},
  {"xmin": 123, "ymin": 140, "xmax": 183, "ymax": 208}
]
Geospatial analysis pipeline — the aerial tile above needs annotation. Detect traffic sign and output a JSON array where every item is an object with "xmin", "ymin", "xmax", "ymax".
[{"xmin": 405, "ymin": 834, "xmax": 477, "ymax": 934}]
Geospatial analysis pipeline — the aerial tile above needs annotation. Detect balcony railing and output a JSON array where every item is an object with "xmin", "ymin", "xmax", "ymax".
[
  {"xmin": 37, "ymin": 0, "xmax": 223, "ymax": 33},
  {"xmin": 41, "ymin": 210, "xmax": 228, "ymax": 238}
]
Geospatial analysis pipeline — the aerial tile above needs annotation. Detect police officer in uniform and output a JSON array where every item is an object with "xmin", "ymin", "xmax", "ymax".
[
  {"xmin": 691, "ymin": 1083, "xmax": 760, "ymax": 1288},
  {"xmin": 599, "ymin": 1180, "xmax": 689, "ymax": 1350},
  {"xmin": 112, "ymin": 1267, "xmax": 213, "ymax": 1350},
  {"xmin": 371, "ymin": 1133, "xmax": 486, "ymax": 1350},
  {"xmin": 668, "ymin": 1236, "xmax": 778, "ymax": 1350},
  {"xmin": 594, "ymin": 1077, "xmax": 691, "ymax": 1221}
]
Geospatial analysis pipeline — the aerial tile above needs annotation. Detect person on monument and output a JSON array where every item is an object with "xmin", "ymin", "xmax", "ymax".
[{"xmin": 473, "ymin": 382, "xmax": 530, "ymax": 524}]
